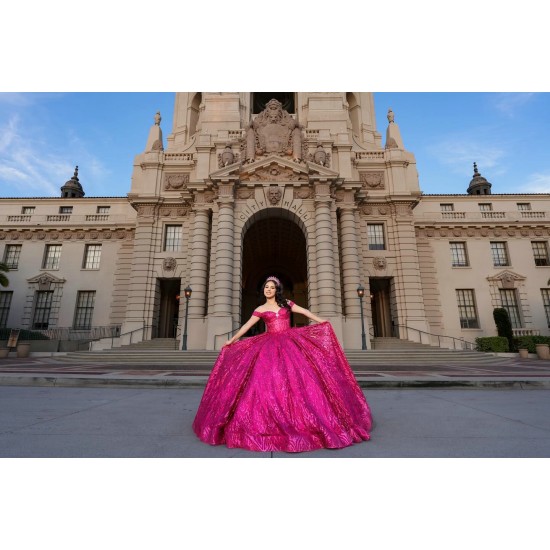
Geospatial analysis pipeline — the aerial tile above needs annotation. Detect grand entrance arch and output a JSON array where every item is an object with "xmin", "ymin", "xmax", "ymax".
[{"xmin": 241, "ymin": 209, "xmax": 308, "ymax": 331}]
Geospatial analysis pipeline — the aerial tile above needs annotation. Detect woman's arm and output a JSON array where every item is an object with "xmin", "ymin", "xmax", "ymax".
[
  {"xmin": 290, "ymin": 303, "xmax": 327, "ymax": 324},
  {"xmin": 223, "ymin": 314, "xmax": 262, "ymax": 347}
]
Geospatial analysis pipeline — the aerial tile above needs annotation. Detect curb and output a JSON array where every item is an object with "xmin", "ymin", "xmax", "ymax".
[{"xmin": 1, "ymin": 375, "xmax": 550, "ymax": 390}]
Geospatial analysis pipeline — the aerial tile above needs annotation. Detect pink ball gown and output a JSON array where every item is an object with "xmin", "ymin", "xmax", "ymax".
[{"xmin": 193, "ymin": 301, "xmax": 373, "ymax": 452}]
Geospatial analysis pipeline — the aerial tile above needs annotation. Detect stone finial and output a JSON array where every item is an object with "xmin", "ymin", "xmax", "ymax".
[
  {"xmin": 155, "ymin": 111, "xmax": 161, "ymax": 126},
  {"xmin": 146, "ymin": 112, "xmax": 164, "ymax": 151},
  {"xmin": 385, "ymin": 108, "xmax": 404, "ymax": 149},
  {"xmin": 387, "ymin": 108, "xmax": 395, "ymax": 123}
]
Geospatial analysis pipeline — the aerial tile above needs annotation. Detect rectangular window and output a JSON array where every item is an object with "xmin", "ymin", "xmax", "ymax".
[
  {"xmin": 532, "ymin": 241, "xmax": 549, "ymax": 266},
  {"xmin": 43, "ymin": 244, "xmax": 62, "ymax": 270},
  {"xmin": 542, "ymin": 289, "xmax": 550, "ymax": 327},
  {"xmin": 59, "ymin": 206, "xmax": 73, "ymax": 214},
  {"xmin": 32, "ymin": 291, "xmax": 53, "ymax": 329},
  {"xmin": 440, "ymin": 204, "xmax": 454, "ymax": 212},
  {"xmin": 490, "ymin": 242, "xmax": 510, "ymax": 267},
  {"xmin": 73, "ymin": 291, "xmax": 96, "ymax": 329},
  {"xmin": 3, "ymin": 244, "xmax": 22, "ymax": 269},
  {"xmin": 450, "ymin": 242, "xmax": 469, "ymax": 267},
  {"xmin": 456, "ymin": 289, "xmax": 479, "ymax": 329},
  {"xmin": 499, "ymin": 289, "xmax": 522, "ymax": 328},
  {"xmin": 367, "ymin": 224, "xmax": 385, "ymax": 250},
  {"xmin": 97, "ymin": 206, "xmax": 110, "ymax": 214},
  {"xmin": 164, "ymin": 225, "xmax": 182, "ymax": 252},
  {"xmin": 517, "ymin": 203, "xmax": 531, "ymax": 211},
  {"xmin": 0, "ymin": 291, "xmax": 13, "ymax": 328},
  {"xmin": 83, "ymin": 244, "xmax": 102, "ymax": 269},
  {"xmin": 22, "ymin": 206, "xmax": 35, "ymax": 214},
  {"xmin": 479, "ymin": 203, "xmax": 493, "ymax": 212}
]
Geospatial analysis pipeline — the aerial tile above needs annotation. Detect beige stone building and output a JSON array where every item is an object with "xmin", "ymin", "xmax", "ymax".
[{"xmin": 1, "ymin": 92, "xmax": 549, "ymax": 351}]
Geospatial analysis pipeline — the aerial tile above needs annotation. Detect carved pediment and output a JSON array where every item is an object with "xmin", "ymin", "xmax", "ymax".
[
  {"xmin": 240, "ymin": 156, "xmax": 309, "ymax": 182},
  {"xmin": 487, "ymin": 270, "xmax": 526, "ymax": 289},
  {"xmin": 28, "ymin": 272, "xmax": 66, "ymax": 290}
]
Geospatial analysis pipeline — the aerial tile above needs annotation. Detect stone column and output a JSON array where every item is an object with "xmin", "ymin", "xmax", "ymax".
[
  {"xmin": 313, "ymin": 181, "xmax": 337, "ymax": 316},
  {"xmin": 206, "ymin": 183, "xmax": 235, "ymax": 348},
  {"xmin": 339, "ymin": 202, "xmax": 361, "ymax": 317},
  {"xmin": 188, "ymin": 202, "xmax": 211, "ymax": 318}
]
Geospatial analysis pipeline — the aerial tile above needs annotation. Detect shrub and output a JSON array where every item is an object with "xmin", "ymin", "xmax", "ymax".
[
  {"xmin": 515, "ymin": 335, "xmax": 550, "ymax": 353},
  {"xmin": 475, "ymin": 337, "xmax": 509, "ymax": 353},
  {"xmin": 0, "ymin": 328, "xmax": 50, "ymax": 341},
  {"xmin": 493, "ymin": 308, "xmax": 515, "ymax": 351}
]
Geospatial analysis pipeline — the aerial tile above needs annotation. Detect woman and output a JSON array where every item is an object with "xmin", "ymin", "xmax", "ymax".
[{"xmin": 192, "ymin": 276, "xmax": 373, "ymax": 452}]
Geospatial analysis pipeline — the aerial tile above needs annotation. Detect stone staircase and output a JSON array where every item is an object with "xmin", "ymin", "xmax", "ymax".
[{"xmin": 52, "ymin": 336, "xmax": 512, "ymax": 369}]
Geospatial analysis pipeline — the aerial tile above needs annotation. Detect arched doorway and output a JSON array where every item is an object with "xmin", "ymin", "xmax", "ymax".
[{"xmin": 241, "ymin": 210, "xmax": 308, "ymax": 333}]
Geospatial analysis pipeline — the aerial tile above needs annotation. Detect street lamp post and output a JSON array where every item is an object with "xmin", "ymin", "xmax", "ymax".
[
  {"xmin": 357, "ymin": 284, "xmax": 367, "ymax": 350},
  {"xmin": 182, "ymin": 285, "xmax": 192, "ymax": 350}
]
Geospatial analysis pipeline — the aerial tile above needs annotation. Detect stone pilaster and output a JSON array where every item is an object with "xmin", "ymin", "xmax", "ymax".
[
  {"xmin": 313, "ymin": 181, "xmax": 337, "ymax": 316},
  {"xmin": 188, "ymin": 202, "xmax": 211, "ymax": 318},
  {"xmin": 338, "ymin": 204, "xmax": 361, "ymax": 317}
]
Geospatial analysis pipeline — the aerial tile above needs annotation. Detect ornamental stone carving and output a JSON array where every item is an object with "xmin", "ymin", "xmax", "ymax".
[
  {"xmin": 494, "ymin": 229, "xmax": 502, "ymax": 237},
  {"xmin": 104, "ymin": 231, "xmax": 112, "ymax": 239},
  {"xmin": 294, "ymin": 186, "xmax": 313, "ymax": 199},
  {"xmin": 164, "ymin": 173, "xmax": 189, "ymax": 190},
  {"xmin": 360, "ymin": 172, "xmax": 385, "ymax": 189},
  {"xmin": 218, "ymin": 145, "xmax": 238, "ymax": 168},
  {"xmin": 63, "ymin": 232, "xmax": 72, "ymax": 240},
  {"xmin": 373, "ymin": 257, "xmax": 387, "ymax": 270},
  {"xmin": 51, "ymin": 232, "xmax": 59, "ymax": 240},
  {"xmin": 37, "ymin": 232, "xmax": 46, "ymax": 240},
  {"xmin": 309, "ymin": 144, "xmax": 330, "ymax": 167},
  {"xmin": 24, "ymin": 232, "xmax": 33, "ymax": 240},
  {"xmin": 331, "ymin": 189, "xmax": 345, "ymax": 202},
  {"xmin": 0, "ymin": 232, "xmax": 5, "ymax": 240},
  {"xmin": 502, "ymin": 272, "xmax": 516, "ymax": 289},
  {"xmin": 90, "ymin": 231, "xmax": 99, "ymax": 239},
  {"xmin": 481, "ymin": 229, "xmax": 489, "ymax": 237},
  {"xmin": 361, "ymin": 205, "xmax": 373, "ymax": 216},
  {"xmin": 453, "ymin": 229, "xmax": 462, "ymax": 237},
  {"xmin": 244, "ymin": 99, "xmax": 305, "ymax": 163},
  {"xmin": 117, "ymin": 231, "xmax": 126, "ymax": 239},
  {"xmin": 237, "ymin": 188, "xmax": 254, "ymax": 200},
  {"xmin": 426, "ymin": 229, "xmax": 435, "ymax": 237},
  {"xmin": 77, "ymin": 232, "xmax": 85, "ymax": 239},
  {"xmin": 467, "ymin": 229, "xmax": 476, "ymax": 237},
  {"xmin": 535, "ymin": 229, "xmax": 543, "ymax": 236},
  {"xmin": 205, "ymin": 190, "xmax": 219, "ymax": 203},
  {"xmin": 10, "ymin": 232, "xmax": 19, "ymax": 240},
  {"xmin": 268, "ymin": 186, "xmax": 282, "ymax": 205},
  {"xmin": 439, "ymin": 229, "xmax": 448, "ymax": 237},
  {"xmin": 38, "ymin": 274, "xmax": 53, "ymax": 291},
  {"xmin": 163, "ymin": 257, "xmax": 177, "ymax": 271},
  {"xmin": 377, "ymin": 206, "xmax": 388, "ymax": 215},
  {"xmin": 241, "ymin": 163, "xmax": 307, "ymax": 182},
  {"xmin": 520, "ymin": 229, "xmax": 529, "ymax": 237},
  {"xmin": 507, "ymin": 229, "xmax": 516, "ymax": 236},
  {"xmin": 137, "ymin": 204, "xmax": 156, "ymax": 216}
]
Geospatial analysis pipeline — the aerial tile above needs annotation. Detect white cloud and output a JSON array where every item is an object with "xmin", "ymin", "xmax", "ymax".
[
  {"xmin": 492, "ymin": 93, "xmax": 536, "ymax": 117},
  {"xmin": 519, "ymin": 171, "xmax": 550, "ymax": 193},
  {"xmin": 427, "ymin": 138, "xmax": 506, "ymax": 175}
]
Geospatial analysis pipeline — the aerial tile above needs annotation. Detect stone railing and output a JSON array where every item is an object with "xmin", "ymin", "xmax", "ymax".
[
  {"xmin": 418, "ymin": 211, "xmax": 549, "ymax": 223},
  {"xmin": 513, "ymin": 328, "xmax": 541, "ymax": 337},
  {"xmin": 354, "ymin": 151, "xmax": 385, "ymax": 160},
  {"xmin": 0, "ymin": 214, "xmax": 131, "ymax": 225},
  {"xmin": 163, "ymin": 152, "xmax": 195, "ymax": 162},
  {"xmin": 306, "ymin": 129, "xmax": 320, "ymax": 140},
  {"xmin": 520, "ymin": 211, "xmax": 546, "ymax": 219}
]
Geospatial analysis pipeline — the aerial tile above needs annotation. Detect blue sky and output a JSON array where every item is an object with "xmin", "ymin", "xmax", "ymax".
[{"xmin": 1, "ymin": 92, "xmax": 548, "ymax": 198}]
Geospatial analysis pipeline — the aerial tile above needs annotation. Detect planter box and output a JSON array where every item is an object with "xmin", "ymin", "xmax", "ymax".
[
  {"xmin": 0, "ymin": 348, "xmax": 10, "ymax": 358},
  {"xmin": 518, "ymin": 348, "xmax": 529, "ymax": 359},
  {"xmin": 16, "ymin": 343, "xmax": 31, "ymax": 358}
]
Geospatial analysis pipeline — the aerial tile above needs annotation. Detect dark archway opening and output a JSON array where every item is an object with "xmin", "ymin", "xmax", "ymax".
[
  {"xmin": 241, "ymin": 212, "xmax": 307, "ymax": 334},
  {"xmin": 252, "ymin": 93, "xmax": 295, "ymax": 114}
]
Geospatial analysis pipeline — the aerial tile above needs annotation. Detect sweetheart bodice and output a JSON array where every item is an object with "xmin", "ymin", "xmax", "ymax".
[{"xmin": 253, "ymin": 302, "xmax": 294, "ymax": 333}]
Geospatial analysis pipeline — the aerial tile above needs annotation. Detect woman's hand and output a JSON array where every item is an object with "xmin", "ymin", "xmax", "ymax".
[{"xmin": 222, "ymin": 340, "xmax": 233, "ymax": 348}]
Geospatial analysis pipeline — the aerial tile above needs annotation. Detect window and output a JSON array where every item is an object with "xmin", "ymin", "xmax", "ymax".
[
  {"xmin": 367, "ymin": 224, "xmax": 385, "ymax": 250},
  {"xmin": 499, "ymin": 289, "xmax": 521, "ymax": 328},
  {"xmin": 22, "ymin": 206, "xmax": 35, "ymax": 214},
  {"xmin": 450, "ymin": 242, "xmax": 469, "ymax": 267},
  {"xmin": 97, "ymin": 206, "xmax": 110, "ymax": 214},
  {"xmin": 542, "ymin": 289, "xmax": 550, "ymax": 327},
  {"xmin": 73, "ymin": 291, "xmax": 96, "ymax": 329},
  {"xmin": 490, "ymin": 242, "xmax": 510, "ymax": 267},
  {"xmin": 517, "ymin": 203, "xmax": 531, "ymax": 211},
  {"xmin": 479, "ymin": 203, "xmax": 493, "ymax": 212},
  {"xmin": 32, "ymin": 291, "xmax": 53, "ymax": 329},
  {"xmin": 440, "ymin": 204, "xmax": 454, "ymax": 212},
  {"xmin": 164, "ymin": 225, "xmax": 182, "ymax": 252},
  {"xmin": 59, "ymin": 206, "xmax": 73, "ymax": 214},
  {"xmin": 83, "ymin": 244, "xmax": 102, "ymax": 269},
  {"xmin": 43, "ymin": 244, "xmax": 62, "ymax": 269},
  {"xmin": 0, "ymin": 292, "xmax": 13, "ymax": 328},
  {"xmin": 3, "ymin": 245, "xmax": 22, "ymax": 269},
  {"xmin": 456, "ymin": 289, "xmax": 479, "ymax": 329},
  {"xmin": 532, "ymin": 241, "xmax": 549, "ymax": 266}
]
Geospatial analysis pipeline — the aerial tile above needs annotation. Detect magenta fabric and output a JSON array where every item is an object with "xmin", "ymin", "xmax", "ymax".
[{"xmin": 193, "ymin": 304, "xmax": 373, "ymax": 452}]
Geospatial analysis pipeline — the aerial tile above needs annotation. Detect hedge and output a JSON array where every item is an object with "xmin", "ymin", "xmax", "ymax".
[
  {"xmin": 475, "ymin": 337, "xmax": 509, "ymax": 353},
  {"xmin": 0, "ymin": 328, "xmax": 50, "ymax": 340},
  {"xmin": 515, "ymin": 335, "xmax": 550, "ymax": 353}
]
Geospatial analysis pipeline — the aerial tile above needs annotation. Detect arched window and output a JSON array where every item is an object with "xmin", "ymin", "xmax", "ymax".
[
  {"xmin": 251, "ymin": 93, "xmax": 295, "ymax": 114},
  {"xmin": 188, "ymin": 92, "xmax": 202, "ymax": 137},
  {"xmin": 346, "ymin": 92, "xmax": 360, "ymax": 137}
]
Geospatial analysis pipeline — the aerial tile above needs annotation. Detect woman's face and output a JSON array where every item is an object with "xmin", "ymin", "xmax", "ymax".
[{"xmin": 264, "ymin": 281, "xmax": 277, "ymax": 299}]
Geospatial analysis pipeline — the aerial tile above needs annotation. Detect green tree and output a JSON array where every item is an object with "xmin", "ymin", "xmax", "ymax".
[
  {"xmin": 0, "ymin": 262, "xmax": 9, "ymax": 288},
  {"xmin": 493, "ymin": 307, "xmax": 515, "ymax": 352}
]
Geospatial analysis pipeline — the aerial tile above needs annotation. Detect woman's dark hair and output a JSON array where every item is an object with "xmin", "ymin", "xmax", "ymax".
[{"xmin": 264, "ymin": 278, "xmax": 291, "ymax": 310}]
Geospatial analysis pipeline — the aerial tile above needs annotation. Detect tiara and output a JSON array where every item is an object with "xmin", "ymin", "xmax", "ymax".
[{"xmin": 264, "ymin": 276, "xmax": 281, "ymax": 286}]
